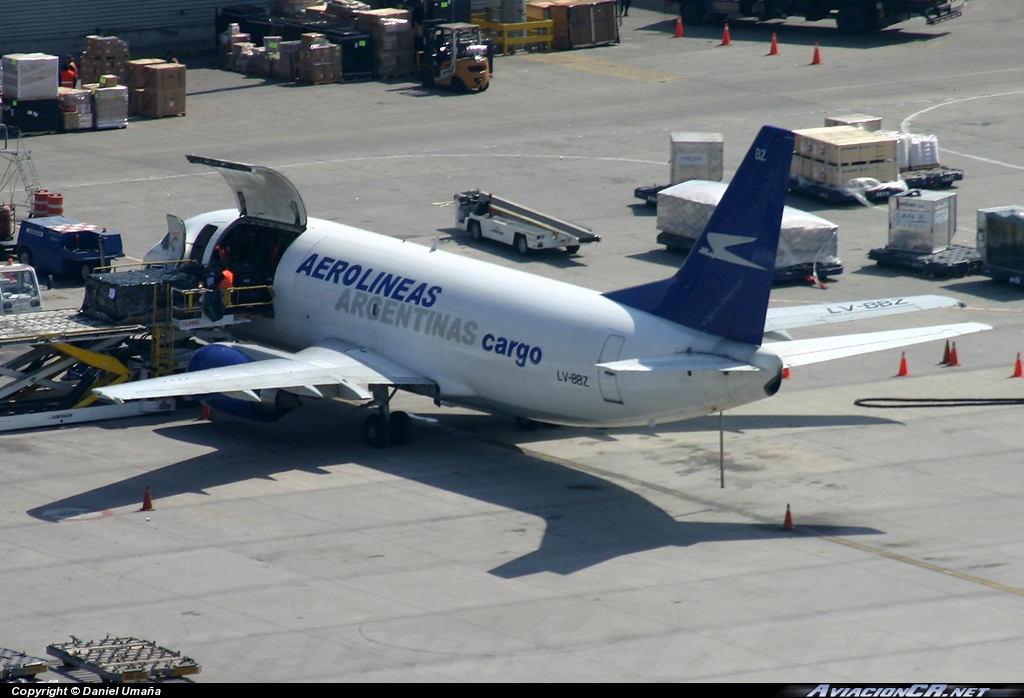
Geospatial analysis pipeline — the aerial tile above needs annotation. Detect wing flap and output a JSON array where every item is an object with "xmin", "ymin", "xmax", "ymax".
[{"xmin": 767, "ymin": 322, "xmax": 991, "ymax": 367}]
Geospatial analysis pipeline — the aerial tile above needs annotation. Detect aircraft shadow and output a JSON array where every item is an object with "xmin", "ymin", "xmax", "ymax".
[
  {"xmin": 626, "ymin": 248, "xmax": 684, "ymax": 267},
  {"xmin": 24, "ymin": 404, "xmax": 883, "ymax": 577}
]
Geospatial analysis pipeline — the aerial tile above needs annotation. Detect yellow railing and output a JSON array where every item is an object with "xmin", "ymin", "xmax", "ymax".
[
  {"xmin": 171, "ymin": 285, "xmax": 275, "ymax": 315},
  {"xmin": 471, "ymin": 15, "xmax": 554, "ymax": 56}
]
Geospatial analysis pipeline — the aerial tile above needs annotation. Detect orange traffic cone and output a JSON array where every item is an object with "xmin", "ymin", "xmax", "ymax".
[
  {"xmin": 140, "ymin": 486, "xmax": 154, "ymax": 512},
  {"xmin": 941, "ymin": 340, "xmax": 951, "ymax": 365},
  {"xmin": 720, "ymin": 22, "xmax": 732, "ymax": 46},
  {"xmin": 810, "ymin": 42, "xmax": 822, "ymax": 65},
  {"xmin": 674, "ymin": 15, "xmax": 684, "ymax": 38},
  {"xmin": 782, "ymin": 366, "xmax": 792, "ymax": 380},
  {"xmin": 897, "ymin": 351, "xmax": 910, "ymax": 377},
  {"xmin": 783, "ymin": 504, "xmax": 794, "ymax": 530},
  {"xmin": 1013, "ymin": 353, "xmax": 1023, "ymax": 378},
  {"xmin": 768, "ymin": 32, "xmax": 779, "ymax": 56},
  {"xmin": 200, "ymin": 404, "xmax": 211, "ymax": 421},
  {"xmin": 947, "ymin": 342, "xmax": 960, "ymax": 367}
]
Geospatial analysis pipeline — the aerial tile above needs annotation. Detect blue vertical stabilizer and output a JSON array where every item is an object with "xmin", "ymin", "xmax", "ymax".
[{"xmin": 605, "ymin": 125, "xmax": 793, "ymax": 346}]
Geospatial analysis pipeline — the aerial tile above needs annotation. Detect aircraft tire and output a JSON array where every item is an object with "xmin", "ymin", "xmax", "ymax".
[
  {"xmin": 363, "ymin": 413, "xmax": 391, "ymax": 448},
  {"xmin": 389, "ymin": 411, "xmax": 413, "ymax": 445}
]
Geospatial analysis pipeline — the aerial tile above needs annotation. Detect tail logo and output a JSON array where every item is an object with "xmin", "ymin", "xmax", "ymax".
[{"xmin": 697, "ymin": 232, "xmax": 766, "ymax": 270}]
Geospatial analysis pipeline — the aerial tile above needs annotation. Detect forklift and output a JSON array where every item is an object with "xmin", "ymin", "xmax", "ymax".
[{"xmin": 418, "ymin": 22, "xmax": 490, "ymax": 93}]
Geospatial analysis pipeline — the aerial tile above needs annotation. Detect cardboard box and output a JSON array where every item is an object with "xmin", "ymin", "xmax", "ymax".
[{"xmin": 126, "ymin": 59, "xmax": 166, "ymax": 89}]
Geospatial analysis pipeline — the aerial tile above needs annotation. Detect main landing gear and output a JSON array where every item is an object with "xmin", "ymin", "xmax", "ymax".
[{"xmin": 363, "ymin": 386, "xmax": 414, "ymax": 448}]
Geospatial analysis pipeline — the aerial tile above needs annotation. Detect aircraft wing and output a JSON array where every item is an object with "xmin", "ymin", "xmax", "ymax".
[
  {"xmin": 766, "ymin": 322, "xmax": 991, "ymax": 367},
  {"xmin": 764, "ymin": 295, "xmax": 964, "ymax": 333},
  {"xmin": 93, "ymin": 338, "xmax": 435, "ymax": 404}
]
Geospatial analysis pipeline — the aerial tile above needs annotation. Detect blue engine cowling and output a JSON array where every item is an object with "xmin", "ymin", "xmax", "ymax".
[{"xmin": 188, "ymin": 343, "xmax": 300, "ymax": 422}]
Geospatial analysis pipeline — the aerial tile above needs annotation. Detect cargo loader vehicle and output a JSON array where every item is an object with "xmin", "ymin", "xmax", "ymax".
[{"xmin": 454, "ymin": 189, "xmax": 601, "ymax": 255}]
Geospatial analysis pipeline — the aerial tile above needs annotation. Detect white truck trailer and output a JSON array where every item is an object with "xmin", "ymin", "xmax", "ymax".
[{"xmin": 454, "ymin": 190, "xmax": 601, "ymax": 256}]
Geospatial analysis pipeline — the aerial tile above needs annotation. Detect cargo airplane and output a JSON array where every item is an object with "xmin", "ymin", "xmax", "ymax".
[{"xmin": 94, "ymin": 126, "xmax": 989, "ymax": 447}]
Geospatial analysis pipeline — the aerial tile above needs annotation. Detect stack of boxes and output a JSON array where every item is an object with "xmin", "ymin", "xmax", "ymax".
[
  {"xmin": 79, "ymin": 36, "xmax": 130, "ymax": 86},
  {"xmin": 272, "ymin": 41, "xmax": 303, "ymax": 80},
  {"xmin": 298, "ymin": 33, "xmax": 342, "ymax": 84},
  {"xmin": 1, "ymin": 53, "xmax": 61, "ymax": 134},
  {"xmin": 358, "ymin": 9, "xmax": 414, "ymax": 78},
  {"xmin": 791, "ymin": 126, "xmax": 898, "ymax": 187},
  {"xmin": 134, "ymin": 63, "xmax": 186, "ymax": 117},
  {"xmin": 527, "ymin": 0, "xmax": 619, "ymax": 49},
  {"xmin": 219, "ymin": 23, "xmax": 253, "ymax": 69}
]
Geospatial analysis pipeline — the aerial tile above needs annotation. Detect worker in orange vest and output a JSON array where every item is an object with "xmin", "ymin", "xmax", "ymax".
[{"xmin": 59, "ymin": 56, "xmax": 79, "ymax": 88}]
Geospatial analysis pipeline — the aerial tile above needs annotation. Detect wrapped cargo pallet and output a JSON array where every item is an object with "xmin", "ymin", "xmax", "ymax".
[
  {"xmin": 878, "ymin": 131, "xmax": 942, "ymax": 171},
  {"xmin": 1, "ymin": 53, "xmax": 59, "ymax": 100},
  {"xmin": 657, "ymin": 180, "xmax": 840, "ymax": 269},
  {"xmin": 58, "ymin": 87, "xmax": 94, "ymax": 131},
  {"xmin": 978, "ymin": 206, "xmax": 1024, "ymax": 275},
  {"xmin": 91, "ymin": 85, "xmax": 128, "ymax": 129},
  {"xmin": 83, "ymin": 265, "xmax": 206, "ymax": 325}
]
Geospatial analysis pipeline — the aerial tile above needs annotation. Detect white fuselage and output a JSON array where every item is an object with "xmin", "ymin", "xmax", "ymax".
[{"xmin": 180, "ymin": 213, "xmax": 782, "ymax": 427}]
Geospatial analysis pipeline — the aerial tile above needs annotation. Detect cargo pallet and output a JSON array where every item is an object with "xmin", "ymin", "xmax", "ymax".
[
  {"xmin": 47, "ymin": 636, "xmax": 200, "ymax": 682},
  {"xmin": 867, "ymin": 244, "xmax": 982, "ymax": 279},
  {"xmin": 902, "ymin": 166, "xmax": 964, "ymax": 190},
  {"xmin": 788, "ymin": 175, "xmax": 904, "ymax": 204},
  {"xmin": 0, "ymin": 647, "xmax": 50, "ymax": 680},
  {"xmin": 656, "ymin": 232, "xmax": 843, "ymax": 283}
]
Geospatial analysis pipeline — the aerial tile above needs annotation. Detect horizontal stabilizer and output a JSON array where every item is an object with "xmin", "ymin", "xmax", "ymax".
[
  {"xmin": 764, "ymin": 295, "xmax": 964, "ymax": 333},
  {"xmin": 766, "ymin": 322, "xmax": 991, "ymax": 367},
  {"xmin": 597, "ymin": 353, "xmax": 760, "ymax": 374}
]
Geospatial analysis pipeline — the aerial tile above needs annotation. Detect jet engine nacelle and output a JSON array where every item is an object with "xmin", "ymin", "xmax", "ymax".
[{"xmin": 188, "ymin": 343, "xmax": 300, "ymax": 422}]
